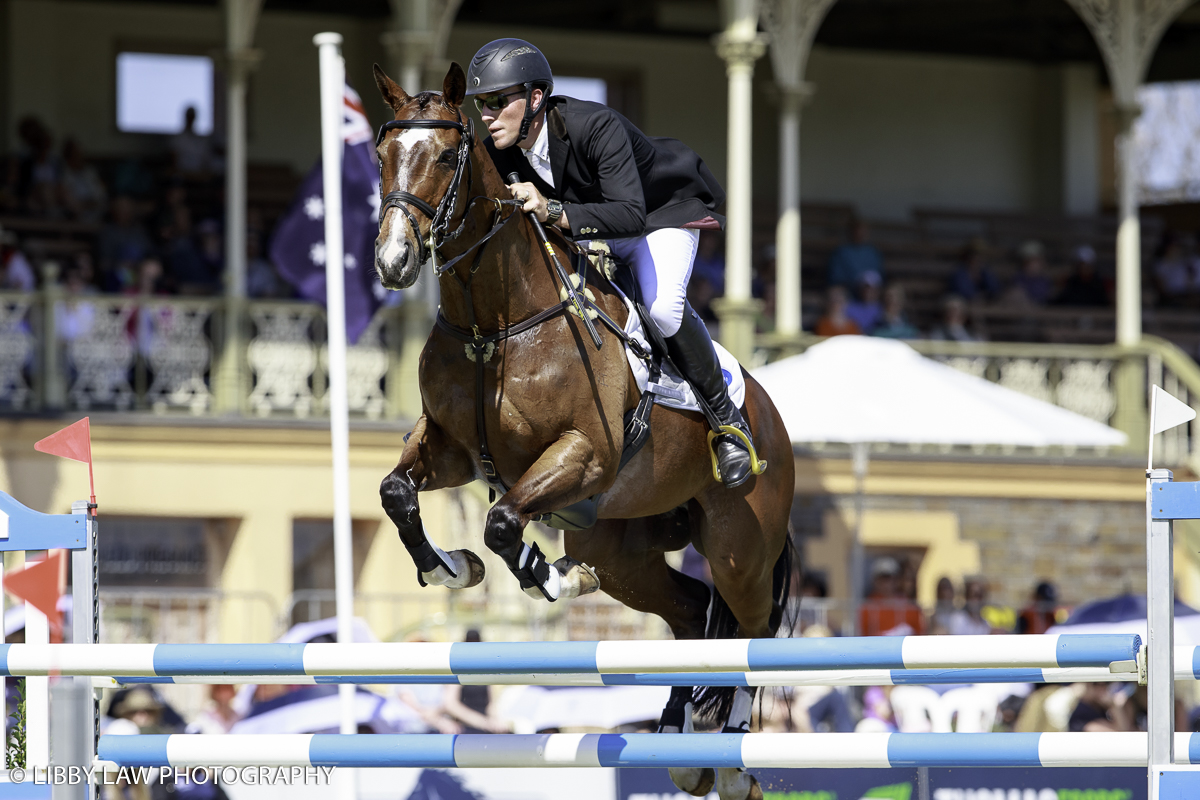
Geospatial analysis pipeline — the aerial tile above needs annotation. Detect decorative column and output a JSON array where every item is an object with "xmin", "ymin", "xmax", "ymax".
[
  {"xmin": 1064, "ymin": 0, "xmax": 1193, "ymax": 457},
  {"xmin": 215, "ymin": 0, "xmax": 264, "ymax": 413},
  {"xmin": 712, "ymin": 0, "xmax": 768, "ymax": 365},
  {"xmin": 382, "ymin": 0, "xmax": 463, "ymax": 421},
  {"xmin": 759, "ymin": 0, "xmax": 836, "ymax": 355},
  {"xmin": 1064, "ymin": 0, "xmax": 1192, "ymax": 347}
]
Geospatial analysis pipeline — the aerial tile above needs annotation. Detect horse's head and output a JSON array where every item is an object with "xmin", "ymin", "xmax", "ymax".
[{"xmin": 372, "ymin": 62, "xmax": 470, "ymax": 290}]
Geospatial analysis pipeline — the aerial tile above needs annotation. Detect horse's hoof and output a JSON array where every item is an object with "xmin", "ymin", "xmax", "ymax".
[
  {"xmin": 422, "ymin": 549, "xmax": 485, "ymax": 589},
  {"xmin": 715, "ymin": 768, "xmax": 760, "ymax": 800},
  {"xmin": 669, "ymin": 767, "xmax": 715, "ymax": 797},
  {"xmin": 554, "ymin": 556, "xmax": 600, "ymax": 599}
]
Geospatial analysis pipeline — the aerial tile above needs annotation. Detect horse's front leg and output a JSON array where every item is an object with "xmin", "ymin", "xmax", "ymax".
[
  {"xmin": 380, "ymin": 416, "xmax": 485, "ymax": 589},
  {"xmin": 484, "ymin": 433, "xmax": 605, "ymax": 601}
]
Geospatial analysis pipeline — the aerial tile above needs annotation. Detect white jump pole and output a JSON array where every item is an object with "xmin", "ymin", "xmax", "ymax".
[
  {"xmin": 25, "ymin": 601, "xmax": 48, "ymax": 772},
  {"xmin": 314, "ymin": 30, "xmax": 356, "ymax": 800}
]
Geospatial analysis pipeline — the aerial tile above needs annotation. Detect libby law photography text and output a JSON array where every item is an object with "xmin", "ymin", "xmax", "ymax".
[{"xmin": 10, "ymin": 765, "xmax": 337, "ymax": 786}]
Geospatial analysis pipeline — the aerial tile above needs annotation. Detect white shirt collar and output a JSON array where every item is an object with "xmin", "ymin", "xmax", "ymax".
[{"xmin": 526, "ymin": 120, "xmax": 550, "ymax": 163}]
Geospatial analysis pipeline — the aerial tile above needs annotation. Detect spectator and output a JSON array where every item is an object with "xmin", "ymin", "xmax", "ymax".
[
  {"xmin": 928, "ymin": 576, "xmax": 957, "ymax": 635},
  {"xmin": 1152, "ymin": 233, "xmax": 1197, "ymax": 306},
  {"xmin": 55, "ymin": 261, "xmax": 97, "ymax": 343},
  {"xmin": 859, "ymin": 556, "xmax": 926, "ymax": 636},
  {"xmin": 828, "ymin": 217, "xmax": 883, "ymax": 291},
  {"xmin": 396, "ymin": 634, "xmax": 462, "ymax": 733},
  {"xmin": 170, "ymin": 106, "xmax": 219, "ymax": 175},
  {"xmin": 442, "ymin": 630, "xmax": 510, "ymax": 733},
  {"xmin": 98, "ymin": 195, "xmax": 154, "ymax": 292},
  {"xmin": 948, "ymin": 576, "xmax": 993, "ymax": 635},
  {"xmin": 59, "ymin": 138, "xmax": 108, "ymax": 223},
  {"xmin": 16, "ymin": 116, "xmax": 62, "ymax": 217},
  {"xmin": 870, "ymin": 284, "xmax": 919, "ymax": 339},
  {"xmin": 949, "ymin": 239, "xmax": 1000, "ymax": 302},
  {"xmin": 163, "ymin": 207, "xmax": 213, "ymax": 295},
  {"xmin": 1016, "ymin": 580, "xmax": 1059, "ymax": 634},
  {"xmin": 248, "ymin": 234, "xmax": 291, "ymax": 299},
  {"xmin": 186, "ymin": 684, "xmax": 241, "ymax": 734},
  {"xmin": 0, "ymin": 155, "xmax": 19, "ymax": 213},
  {"xmin": 195, "ymin": 218, "xmax": 225, "ymax": 291},
  {"xmin": 0, "ymin": 229, "xmax": 36, "ymax": 292},
  {"xmin": 1056, "ymin": 246, "xmax": 1109, "ymax": 306},
  {"xmin": 1068, "ymin": 683, "xmax": 1136, "ymax": 732},
  {"xmin": 929, "ymin": 295, "xmax": 978, "ymax": 342},
  {"xmin": 845, "ymin": 272, "xmax": 882, "ymax": 333},
  {"xmin": 1004, "ymin": 240, "xmax": 1053, "ymax": 306},
  {"xmin": 814, "ymin": 286, "xmax": 860, "ymax": 337}
]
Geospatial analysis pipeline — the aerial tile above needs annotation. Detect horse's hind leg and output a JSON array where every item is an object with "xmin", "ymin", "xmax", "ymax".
[
  {"xmin": 380, "ymin": 416, "xmax": 485, "ymax": 589},
  {"xmin": 565, "ymin": 514, "xmax": 715, "ymax": 797},
  {"xmin": 699, "ymin": 494, "xmax": 792, "ymax": 800}
]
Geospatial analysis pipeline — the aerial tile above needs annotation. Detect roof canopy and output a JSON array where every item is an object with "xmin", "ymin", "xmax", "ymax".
[{"xmin": 751, "ymin": 336, "xmax": 1128, "ymax": 448}]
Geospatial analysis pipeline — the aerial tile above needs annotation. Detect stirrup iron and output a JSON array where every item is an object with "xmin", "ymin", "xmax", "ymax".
[{"xmin": 706, "ymin": 424, "xmax": 767, "ymax": 484}]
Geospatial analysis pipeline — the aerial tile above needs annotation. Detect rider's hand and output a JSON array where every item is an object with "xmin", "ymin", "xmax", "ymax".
[{"xmin": 508, "ymin": 181, "xmax": 548, "ymax": 222}]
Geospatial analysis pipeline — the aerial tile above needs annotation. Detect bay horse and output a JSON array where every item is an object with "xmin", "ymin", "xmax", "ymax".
[{"xmin": 373, "ymin": 62, "xmax": 797, "ymax": 800}]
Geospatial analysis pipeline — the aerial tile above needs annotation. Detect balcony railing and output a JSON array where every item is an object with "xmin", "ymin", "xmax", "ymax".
[{"xmin": 0, "ymin": 285, "xmax": 407, "ymax": 420}]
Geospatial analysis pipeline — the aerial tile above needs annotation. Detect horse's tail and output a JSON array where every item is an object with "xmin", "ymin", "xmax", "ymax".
[{"xmin": 693, "ymin": 534, "xmax": 798, "ymax": 724}]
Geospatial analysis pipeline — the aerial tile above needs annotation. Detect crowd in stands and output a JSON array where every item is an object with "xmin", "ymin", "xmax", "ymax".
[
  {"xmin": 0, "ymin": 113, "xmax": 294, "ymax": 301},
  {"xmin": 689, "ymin": 210, "xmax": 1199, "ymax": 353}
]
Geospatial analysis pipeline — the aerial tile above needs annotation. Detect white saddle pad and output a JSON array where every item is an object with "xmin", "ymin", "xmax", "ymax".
[{"xmin": 617, "ymin": 294, "xmax": 746, "ymax": 414}]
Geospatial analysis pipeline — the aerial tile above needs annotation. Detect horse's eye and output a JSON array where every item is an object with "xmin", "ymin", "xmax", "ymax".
[{"xmin": 438, "ymin": 149, "xmax": 458, "ymax": 167}]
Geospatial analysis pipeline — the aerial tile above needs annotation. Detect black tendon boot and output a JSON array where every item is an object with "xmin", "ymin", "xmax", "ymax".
[{"xmin": 665, "ymin": 304, "xmax": 760, "ymax": 488}]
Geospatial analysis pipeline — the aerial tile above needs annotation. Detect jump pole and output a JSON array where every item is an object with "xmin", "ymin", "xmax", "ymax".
[
  {"xmin": 314, "ymin": 29, "xmax": 356, "ymax": 800},
  {"xmin": 96, "ymin": 732, "xmax": 1200, "ymax": 770},
  {"xmin": 0, "ymin": 633, "xmax": 1141, "ymax": 676}
]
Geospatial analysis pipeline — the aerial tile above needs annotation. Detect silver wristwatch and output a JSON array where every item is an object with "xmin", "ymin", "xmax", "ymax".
[{"xmin": 545, "ymin": 198, "xmax": 564, "ymax": 225}]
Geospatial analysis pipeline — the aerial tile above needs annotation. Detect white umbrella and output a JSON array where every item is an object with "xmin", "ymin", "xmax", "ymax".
[
  {"xmin": 751, "ymin": 336, "xmax": 1127, "ymax": 633},
  {"xmin": 752, "ymin": 336, "xmax": 1127, "ymax": 448}
]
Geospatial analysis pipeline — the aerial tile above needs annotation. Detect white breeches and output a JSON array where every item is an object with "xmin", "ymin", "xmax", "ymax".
[{"xmin": 608, "ymin": 228, "xmax": 700, "ymax": 337}]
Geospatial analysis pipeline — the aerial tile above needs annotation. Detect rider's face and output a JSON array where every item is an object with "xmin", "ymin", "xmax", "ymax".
[{"xmin": 479, "ymin": 86, "xmax": 543, "ymax": 149}]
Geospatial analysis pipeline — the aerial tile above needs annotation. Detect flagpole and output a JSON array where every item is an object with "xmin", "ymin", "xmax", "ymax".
[{"xmin": 314, "ymin": 31, "xmax": 356, "ymax": 800}]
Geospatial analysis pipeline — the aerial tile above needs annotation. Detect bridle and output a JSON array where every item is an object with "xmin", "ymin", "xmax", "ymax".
[{"xmin": 376, "ymin": 111, "xmax": 476, "ymax": 271}]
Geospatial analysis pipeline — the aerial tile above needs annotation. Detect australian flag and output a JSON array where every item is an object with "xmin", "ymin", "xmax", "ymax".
[{"xmin": 271, "ymin": 84, "xmax": 388, "ymax": 344}]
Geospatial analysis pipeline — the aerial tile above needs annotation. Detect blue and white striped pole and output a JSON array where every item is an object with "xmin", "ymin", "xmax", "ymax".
[
  {"xmin": 0, "ymin": 634, "xmax": 1142, "ymax": 677},
  {"xmin": 107, "ymin": 662, "xmax": 1169, "ymax": 687},
  {"xmin": 97, "ymin": 732, "xmax": 1200, "ymax": 770}
]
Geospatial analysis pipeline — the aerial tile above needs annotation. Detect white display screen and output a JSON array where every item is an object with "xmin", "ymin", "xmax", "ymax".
[
  {"xmin": 116, "ymin": 52, "xmax": 214, "ymax": 135},
  {"xmin": 554, "ymin": 76, "xmax": 608, "ymax": 106}
]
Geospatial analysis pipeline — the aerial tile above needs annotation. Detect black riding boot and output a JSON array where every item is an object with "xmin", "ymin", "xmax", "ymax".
[{"xmin": 665, "ymin": 304, "xmax": 758, "ymax": 488}]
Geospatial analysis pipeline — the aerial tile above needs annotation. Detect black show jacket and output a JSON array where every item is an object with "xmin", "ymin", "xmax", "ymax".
[{"xmin": 483, "ymin": 95, "xmax": 725, "ymax": 240}]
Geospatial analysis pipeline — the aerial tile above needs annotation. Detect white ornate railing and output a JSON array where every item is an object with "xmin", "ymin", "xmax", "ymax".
[{"xmin": 0, "ymin": 286, "xmax": 404, "ymax": 419}]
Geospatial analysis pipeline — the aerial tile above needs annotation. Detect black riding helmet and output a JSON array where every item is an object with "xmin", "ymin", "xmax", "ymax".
[{"xmin": 465, "ymin": 38, "xmax": 554, "ymax": 144}]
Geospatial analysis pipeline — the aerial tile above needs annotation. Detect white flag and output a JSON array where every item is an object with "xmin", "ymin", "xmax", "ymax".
[{"xmin": 1151, "ymin": 385, "xmax": 1196, "ymax": 434}]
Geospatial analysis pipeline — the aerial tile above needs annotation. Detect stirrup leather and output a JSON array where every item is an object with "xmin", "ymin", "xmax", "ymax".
[{"xmin": 706, "ymin": 424, "xmax": 768, "ymax": 484}]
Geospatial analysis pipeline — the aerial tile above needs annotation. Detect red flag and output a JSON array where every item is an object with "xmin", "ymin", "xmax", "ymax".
[
  {"xmin": 6, "ymin": 552, "xmax": 64, "ymax": 641},
  {"xmin": 34, "ymin": 418, "xmax": 94, "ymax": 506}
]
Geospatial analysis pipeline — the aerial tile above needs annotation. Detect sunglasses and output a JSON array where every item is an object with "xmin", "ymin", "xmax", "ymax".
[{"xmin": 474, "ymin": 90, "xmax": 525, "ymax": 112}]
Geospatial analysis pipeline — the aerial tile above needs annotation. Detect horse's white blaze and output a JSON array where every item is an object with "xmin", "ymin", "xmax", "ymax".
[{"xmin": 377, "ymin": 128, "xmax": 437, "ymax": 271}]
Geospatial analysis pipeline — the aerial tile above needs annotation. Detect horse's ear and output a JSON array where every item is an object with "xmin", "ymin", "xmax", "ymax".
[
  {"xmin": 443, "ymin": 62, "xmax": 466, "ymax": 108},
  {"xmin": 373, "ymin": 63, "xmax": 410, "ymax": 114}
]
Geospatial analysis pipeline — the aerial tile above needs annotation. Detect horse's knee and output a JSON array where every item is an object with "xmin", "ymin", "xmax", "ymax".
[
  {"xmin": 380, "ymin": 470, "xmax": 417, "ymax": 526},
  {"xmin": 483, "ymin": 504, "xmax": 525, "ymax": 564}
]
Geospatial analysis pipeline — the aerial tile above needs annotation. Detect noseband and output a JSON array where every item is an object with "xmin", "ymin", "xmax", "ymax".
[{"xmin": 376, "ymin": 113, "xmax": 475, "ymax": 270}]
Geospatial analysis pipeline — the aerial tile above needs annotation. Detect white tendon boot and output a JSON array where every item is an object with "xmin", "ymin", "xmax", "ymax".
[{"xmin": 715, "ymin": 687, "xmax": 762, "ymax": 800}]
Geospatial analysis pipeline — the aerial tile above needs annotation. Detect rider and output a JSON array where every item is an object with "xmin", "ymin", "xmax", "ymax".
[{"xmin": 465, "ymin": 38, "xmax": 758, "ymax": 488}]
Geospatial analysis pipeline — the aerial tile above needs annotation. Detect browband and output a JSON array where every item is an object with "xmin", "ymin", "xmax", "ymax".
[{"xmin": 376, "ymin": 118, "xmax": 466, "ymax": 146}]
